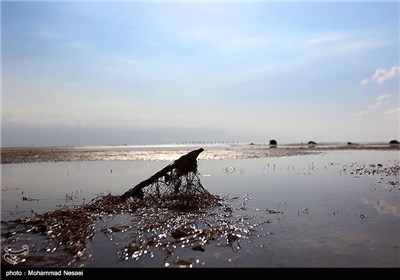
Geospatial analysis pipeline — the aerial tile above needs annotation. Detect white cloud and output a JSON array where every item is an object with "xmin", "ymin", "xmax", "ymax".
[
  {"xmin": 367, "ymin": 94, "xmax": 391, "ymax": 109},
  {"xmin": 356, "ymin": 94, "xmax": 392, "ymax": 117},
  {"xmin": 356, "ymin": 110, "xmax": 369, "ymax": 117},
  {"xmin": 384, "ymin": 107, "xmax": 400, "ymax": 118},
  {"xmin": 360, "ymin": 66, "xmax": 400, "ymax": 85},
  {"xmin": 377, "ymin": 94, "xmax": 391, "ymax": 102}
]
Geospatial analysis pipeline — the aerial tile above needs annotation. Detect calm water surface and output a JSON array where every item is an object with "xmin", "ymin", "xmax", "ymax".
[{"xmin": 1, "ymin": 150, "xmax": 399, "ymax": 267}]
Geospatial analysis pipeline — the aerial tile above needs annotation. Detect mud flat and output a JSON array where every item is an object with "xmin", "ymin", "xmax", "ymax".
[{"xmin": 2, "ymin": 142, "xmax": 398, "ymax": 164}]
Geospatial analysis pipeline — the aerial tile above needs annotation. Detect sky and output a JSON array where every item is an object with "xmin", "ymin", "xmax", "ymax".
[{"xmin": 1, "ymin": 1, "xmax": 399, "ymax": 147}]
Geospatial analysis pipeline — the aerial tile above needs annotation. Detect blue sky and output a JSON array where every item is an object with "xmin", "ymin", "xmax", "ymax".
[{"xmin": 1, "ymin": 1, "xmax": 399, "ymax": 146}]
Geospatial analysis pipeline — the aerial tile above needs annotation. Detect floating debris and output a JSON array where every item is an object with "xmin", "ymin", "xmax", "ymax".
[{"xmin": 343, "ymin": 161, "xmax": 399, "ymax": 190}]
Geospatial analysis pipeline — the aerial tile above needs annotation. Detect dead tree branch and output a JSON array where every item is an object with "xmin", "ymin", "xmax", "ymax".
[{"xmin": 120, "ymin": 148, "xmax": 206, "ymax": 201}]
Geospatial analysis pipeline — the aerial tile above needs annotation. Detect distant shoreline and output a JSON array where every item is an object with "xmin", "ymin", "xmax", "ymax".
[
  {"xmin": 1, "ymin": 141, "xmax": 398, "ymax": 150},
  {"xmin": 1, "ymin": 143, "xmax": 399, "ymax": 164}
]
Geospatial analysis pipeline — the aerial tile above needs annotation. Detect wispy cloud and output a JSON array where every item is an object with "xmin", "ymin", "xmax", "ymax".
[
  {"xmin": 239, "ymin": 63, "xmax": 279, "ymax": 77},
  {"xmin": 356, "ymin": 110, "xmax": 369, "ymax": 118},
  {"xmin": 384, "ymin": 107, "xmax": 400, "ymax": 118},
  {"xmin": 240, "ymin": 31, "xmax": 393, "ymax": 79},
  {"xmin": 360, "ymin": 66, "xmax": 400, "ymax": 85},
  {"xmin": 38, "ymin": 30, "xmax": 59, "ymax": 41},
  {"xmin": 183, "ymin": 27, "xmax": 272, "ymax": 52},
  {"xmin": 3, "ymin": 96, "xmax": 136, "ymax": 128},
  {"xmin": 303, "ymin": 33, "xmax": 346, "ymax": 46},
  {"xmin": 376, "ymin": 94, "xmax": 391, "ymax": 102},
  {"xmin": 367, "ymin": 94, "xmax": 391, "ymax": 109},
  {"xmin": 337, "ymin": 41, "xmax": 374, "ymax": 52},
  {"xmin": 221, "ymin": 35, "xmax": 271, "ymax": 52},
  {"xmin": 34, "ymin": 29, "xmax": 90, "ymax": 52},
  {"xmin": 300, "ymin": 32, "xmax": 391, "ymax": 55},
  {"xmin": 356, "ymin": 94, "xmax": 392, "ymax": 117}
]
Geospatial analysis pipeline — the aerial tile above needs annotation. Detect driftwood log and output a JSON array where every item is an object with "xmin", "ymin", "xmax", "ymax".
[{"xmin": 120, "ymin": 148, "xmax": 205, "ymax": 200}]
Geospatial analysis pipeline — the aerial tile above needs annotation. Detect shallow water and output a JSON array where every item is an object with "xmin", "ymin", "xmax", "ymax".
[{"xmin": 1, "ymin": 150, "xmax": 399, "ymax": 267}]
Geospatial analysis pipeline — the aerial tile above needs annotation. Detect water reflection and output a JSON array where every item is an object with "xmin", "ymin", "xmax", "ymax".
[
  {"xmin": 1, "ymin": 150, "xmax": 399, "ymax": 267},
  {"xmin": 361, "ymin": 197, "xmax": 400, "ymax": 217}
]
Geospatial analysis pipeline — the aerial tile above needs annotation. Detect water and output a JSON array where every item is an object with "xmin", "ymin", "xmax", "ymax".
[{"xmin": 1, "ymin": 148, "xmax": 399, "ymax": 267}]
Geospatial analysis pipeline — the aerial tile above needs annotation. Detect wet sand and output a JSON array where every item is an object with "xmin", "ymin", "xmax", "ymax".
[{"xmin": 1, "ymin": 142, "xmax": 398, "ymax": 164}]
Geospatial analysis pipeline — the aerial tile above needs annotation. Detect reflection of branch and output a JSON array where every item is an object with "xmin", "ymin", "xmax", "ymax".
[
  {"xmin": 266, "ymin": 202, "xmax": 284, "ymax": 214},
  {"xmin": 266, "ymin": 208, "xmax": 283, "ymax": 214},
  {"xmin": 22, "ymin": 197, "xmax": 43, "ymax": 202}
]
